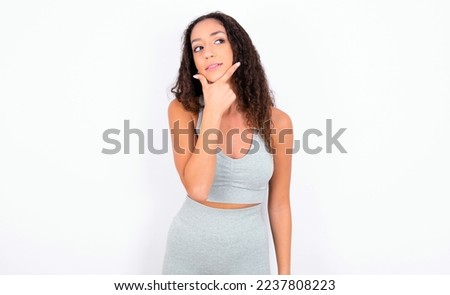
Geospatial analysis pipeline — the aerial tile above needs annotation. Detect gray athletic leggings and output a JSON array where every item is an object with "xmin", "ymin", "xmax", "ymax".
[{"xmin": 162, "ymin": 196, "xmax": 271, "ymax": 275}]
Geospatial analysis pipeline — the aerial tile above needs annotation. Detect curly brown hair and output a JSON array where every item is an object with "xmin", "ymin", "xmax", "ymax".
[{"xmin": 171, "ymin": 11, "xmax": 275, "ymax": 152}]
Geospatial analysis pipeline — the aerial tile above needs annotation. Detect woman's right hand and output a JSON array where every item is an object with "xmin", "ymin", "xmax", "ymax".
[{"xmin": 193, "ymin": 62, "xmax": 241, "ymax": 116}]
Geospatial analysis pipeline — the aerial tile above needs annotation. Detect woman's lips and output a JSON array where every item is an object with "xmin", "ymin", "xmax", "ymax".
[{"xmin": 205, "ymin": 63, "xmax": 222, "ymax": 71}]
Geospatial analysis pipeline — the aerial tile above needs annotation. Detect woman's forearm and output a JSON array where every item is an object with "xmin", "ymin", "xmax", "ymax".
[
  {"xmin": 269, "ymin": 206, "xmax": 292, "ymax": 274},
  {"xmin": 183, "ymin": 107, "xmax": 222, "ymax": 201}
]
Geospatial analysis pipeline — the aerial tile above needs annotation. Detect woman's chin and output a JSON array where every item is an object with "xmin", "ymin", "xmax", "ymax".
[
  {"xmin": 205, "ymin": 73, "xmax": 223, "ymax": 84},
  {"xmin": 205, "ymin": 77, "xmax": 218, "ymax": 84}
]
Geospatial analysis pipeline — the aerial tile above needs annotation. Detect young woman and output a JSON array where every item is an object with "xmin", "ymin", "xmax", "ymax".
[{"xmin": 162, "ymin": 12, "xmax": 293, "ymax": 275}]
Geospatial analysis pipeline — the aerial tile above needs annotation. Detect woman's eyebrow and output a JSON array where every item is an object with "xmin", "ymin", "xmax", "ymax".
[{"xmin": 191, "ymin": 30, "xmax": 226, "ymax": 45}]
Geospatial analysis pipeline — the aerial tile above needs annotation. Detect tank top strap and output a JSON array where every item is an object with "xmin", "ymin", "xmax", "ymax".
[
  {"xmin": 195, "ymin": 107, "xmax": 203, "ymax": 135},
  {"xmin": 195, "ymin": 95, "xmax": 205, "ymax": 135}
]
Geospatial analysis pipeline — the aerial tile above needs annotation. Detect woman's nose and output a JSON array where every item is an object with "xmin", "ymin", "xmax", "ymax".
[{"xmin": 203, "ymin": 46, "xmax": 214, "ymax": 59}]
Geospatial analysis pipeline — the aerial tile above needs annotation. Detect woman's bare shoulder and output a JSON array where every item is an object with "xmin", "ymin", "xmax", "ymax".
[
  {"xmin": 168, "ymin": 98, "xmax": 186, "ymax": 114},
  {"xmin": 168, "ymin": 98, "xmax": 196, "ymax": 123},
  {"xmin": 271, "ymin": 107, "xmax": 293, "ymax": 130}
]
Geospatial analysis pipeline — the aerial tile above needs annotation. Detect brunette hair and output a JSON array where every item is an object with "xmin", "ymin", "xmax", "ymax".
[{"xmin": 171, "ymin": 12, "xmax": 275, "ymax": 151}]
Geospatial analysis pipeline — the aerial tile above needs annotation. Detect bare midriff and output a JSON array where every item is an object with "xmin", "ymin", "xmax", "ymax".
[{"xmin": 197, "ymin": 200, "xmax": 260, "ymax": 209}]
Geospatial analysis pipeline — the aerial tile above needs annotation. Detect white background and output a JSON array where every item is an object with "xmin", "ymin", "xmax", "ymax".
[{"xmin": 1, "ymin": 0, "xmax": 449, "ymax": 274}]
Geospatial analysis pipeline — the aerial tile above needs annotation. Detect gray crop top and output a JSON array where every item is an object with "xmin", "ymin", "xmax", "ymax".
[{"xmin": 194, "ymin": 106, "xmax": 274, "ymax": 204}]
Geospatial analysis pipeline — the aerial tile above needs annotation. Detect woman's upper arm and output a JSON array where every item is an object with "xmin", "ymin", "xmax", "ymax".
[
  {"xmin": 268, "ymin": 107, "xmax": 294, "ymax": 211},
  {"xmin": 167, "ymin": 99, "xmax": 196, "ymax": 187}
]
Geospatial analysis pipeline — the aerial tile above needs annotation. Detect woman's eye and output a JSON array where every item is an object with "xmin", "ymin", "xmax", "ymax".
[
  {"xmin": 193, "ymin": 46, "xmax": 203, "ymax": 53},
  {"xmin": 214, "ymin": 39, "xmax": 225, "ymax": 44}
]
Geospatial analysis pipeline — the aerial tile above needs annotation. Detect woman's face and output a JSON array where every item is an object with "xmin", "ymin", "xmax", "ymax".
[{"xmin": 190, "ymin": 18, "xmax": 234, "ymax": 83}]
